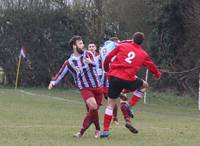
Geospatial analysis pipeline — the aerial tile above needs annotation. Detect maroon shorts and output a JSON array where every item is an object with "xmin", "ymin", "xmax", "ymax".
[
  {"xmin": 102, "ymin": 87, "xmax": 108, "ymax": 97},
  {"xmin": 80, "ymin": 87, "xmax": 103, "ymax": 106}
]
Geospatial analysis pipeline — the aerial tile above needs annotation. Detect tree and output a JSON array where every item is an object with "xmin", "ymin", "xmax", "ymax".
[{"xmin": 150, "ymin": 0, "xmax": 200, "ymax": 96}]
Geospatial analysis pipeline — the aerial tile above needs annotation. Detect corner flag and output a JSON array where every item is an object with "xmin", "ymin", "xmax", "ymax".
[
  {"xmin": 19, "ymin": 47, "xmax": 26, "ymax": 58},
  {"xmin": 15, "ymin": 47, "xmax": 28, "ymax": 89}
]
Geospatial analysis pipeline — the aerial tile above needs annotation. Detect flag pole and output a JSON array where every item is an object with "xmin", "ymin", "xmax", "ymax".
[{"xmin": 15, "ymin": 55, "xmax": 22, "ymax": 89}]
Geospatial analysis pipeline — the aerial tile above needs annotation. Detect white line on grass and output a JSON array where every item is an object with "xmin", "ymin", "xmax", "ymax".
[
  {"xmin": 0, "ymin": 124, "xmax": 168, "ymax": 129},
  {"xmin": 0, "ymin": 124, "xmax": 188, "ymax": 131},
  {"xmin": 0, "ymin": 90, "xmax": 5, "ymax": 94},
  {"xmin": 19, "ymin": 90, "xmax": 82, "ymax": 105},
  {"xmin": 0, "ymin": 125, "xmax": 81, "ymax": 128}
]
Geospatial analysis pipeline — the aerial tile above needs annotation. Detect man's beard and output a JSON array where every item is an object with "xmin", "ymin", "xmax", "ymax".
[{"xmin": 76, "ymin": 48, "xmax": 84, "ymax": 54}]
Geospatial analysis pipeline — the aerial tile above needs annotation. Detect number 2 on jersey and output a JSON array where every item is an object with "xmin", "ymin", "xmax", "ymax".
[{"xmin": 125, "ymin": 51, "xmax": 135, "ymax": 64}]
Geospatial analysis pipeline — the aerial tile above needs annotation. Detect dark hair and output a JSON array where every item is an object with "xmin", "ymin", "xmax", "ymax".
[
  {"xmin": 109, "ymin": 37, "xmax": 119, "ymax": 42},
  {"xmin": 133, "ymin": 32, "xmax": 144, "ymax": 45},
  {"xmin": 69, "ymin": 35, "xmax": 82, "ymax": 49},
  {"xmin": 88, "ymin": 41, "xmax": 96, "ymax": 45}
]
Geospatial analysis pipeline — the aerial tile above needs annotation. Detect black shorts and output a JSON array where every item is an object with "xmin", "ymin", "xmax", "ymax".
[{"xmin": 108, "ymin": 76, "xmax": 143, "ymax": 99}]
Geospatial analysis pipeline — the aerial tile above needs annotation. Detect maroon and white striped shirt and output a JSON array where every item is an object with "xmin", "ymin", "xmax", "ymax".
[{"xmin": 52, "ymin": 50, "xmax": 102, "ymax": 90}]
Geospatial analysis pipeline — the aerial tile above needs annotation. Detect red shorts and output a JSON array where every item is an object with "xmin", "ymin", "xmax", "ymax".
[
  {"xmin": 102, "ymin": 87, "xmax": 108, "ymax": 97},
  {"xmin": 80, "ymin": 87, "xmax": 103, "ymax": 106}
]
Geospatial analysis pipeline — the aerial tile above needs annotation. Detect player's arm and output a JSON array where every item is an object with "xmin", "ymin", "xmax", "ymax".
[
  {"xmin": 97, "ymin": 56, "xmax": 103, "ymax": 76},
  {"xmin": 143, "ymin": 56, "xmax": 161, "ymax": 79},
  {"xmin": 104, "ymin": 46, "xmax": 119, "ymax": 72},
  {"xmin": 84, "ymin": 51, "xmax": 96, "ymax": 66},
  {"xmin": 48, "ymin": 60, "xmax": 69, "ymax": 90}
]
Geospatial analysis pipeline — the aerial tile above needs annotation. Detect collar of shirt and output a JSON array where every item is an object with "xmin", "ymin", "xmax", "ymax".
[{"xmin": 70, "ymin": 51, "xmax": 85, "ymax": 60}]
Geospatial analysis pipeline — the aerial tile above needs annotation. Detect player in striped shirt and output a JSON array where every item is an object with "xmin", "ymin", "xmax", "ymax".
[
  {"xmin": 48, "ymin": 36, "xmax": 102, "ymax": 138},
  {"xmin": 87, "ymin": 41, "xmax": 102, "ymax": 78}
]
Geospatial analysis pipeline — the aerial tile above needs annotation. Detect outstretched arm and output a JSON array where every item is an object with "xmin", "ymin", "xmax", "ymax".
[
  {"xmin": 143, "ymin": 56, "xmax": 161, "ymax": 79},
  {"xmin": 84, "ymin": 51, "xmax": 96, "ymax": 66},
  {"xmin": 48, "ymin": 60, "xmax": 69, "ymax": 90}
]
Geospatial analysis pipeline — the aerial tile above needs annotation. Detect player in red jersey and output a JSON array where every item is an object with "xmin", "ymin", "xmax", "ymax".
[
  {"xmin": 100, "ymin": 32, "xmax": 161, "ymax": 138},
  {"xmin": 48, "ymin": 36, "xmax": 102, "ymax": 138},
  {"xmin": 88, "ymin": 40, "xmax": 120, "ymax": 124}
]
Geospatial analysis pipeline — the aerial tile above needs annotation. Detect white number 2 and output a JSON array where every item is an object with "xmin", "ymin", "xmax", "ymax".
[{"xmin": 125, "ymin": 51, "xmax": 135, "ymax": 64}]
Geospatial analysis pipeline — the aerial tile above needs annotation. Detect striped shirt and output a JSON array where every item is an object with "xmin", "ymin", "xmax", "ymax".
[
  {"xmin": 99, "ymin": 40, "xmax": 118, "ymax": 88},
  {"xmin": 52, "ymin": 50, "xmax": 101, "ymax": 90},
  {"xmin": 100, "ymin": 40, "xmax": 118, "ymax": 62},
  {"xmin": 93, "ymin": 52, "xmax": 103, "ymax": 78}
]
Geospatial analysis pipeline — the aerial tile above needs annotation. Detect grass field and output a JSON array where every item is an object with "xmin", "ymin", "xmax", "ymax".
[{"xmin": 0, "ymin": 88, "xmax": 200, "ymax": 146}]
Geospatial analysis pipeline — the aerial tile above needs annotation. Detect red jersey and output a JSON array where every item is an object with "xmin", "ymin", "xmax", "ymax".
[{"xmin": 104, "ymin": 41, "xmax": 161, "ymax": 81}]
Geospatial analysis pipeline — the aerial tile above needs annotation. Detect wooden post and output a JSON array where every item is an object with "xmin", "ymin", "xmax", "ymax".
[
  {"xmin": 144, "ymin": 69, "xmax": 149, "ymax": 104},
  {"xmin": 15, "ymin": 56, "xmax": 22, "ymax": 89}
]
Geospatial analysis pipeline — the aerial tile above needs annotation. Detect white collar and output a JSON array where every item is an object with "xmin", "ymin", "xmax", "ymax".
[{"xmin": 71, "ymin": 53, "xmax": 81, "ymax": 60}]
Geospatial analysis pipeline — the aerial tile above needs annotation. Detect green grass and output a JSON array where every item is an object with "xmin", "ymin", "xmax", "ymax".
[{"xmin": 0, "ymin": 88, "xmax": 200, "ymax": 146}]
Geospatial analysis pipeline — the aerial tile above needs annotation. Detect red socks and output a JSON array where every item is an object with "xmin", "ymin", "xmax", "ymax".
[
  {"xmin": 129, "ymin": 90, "xmax": 144, "ymax": 107},
  {"xmin": 81, "ymin": 111, "xmax": 93, "ymax": 135},
  {"xmin": 129, "ymin": 96, "xmax": 140, "ymax": 106},
  {"xmin": 120, "ymin": 102, "xmax": 130, "ymax": 123},
  {"xmin": 103, "ymin": 106, "xmax": 113, "ymax": 131},
  {"xmin": 91, "ymin": 109, "xmax": 100, "ymax": 131},
  {"xmin": 81, "ymin": 109, "xmax": 100, "ymax": 134}
]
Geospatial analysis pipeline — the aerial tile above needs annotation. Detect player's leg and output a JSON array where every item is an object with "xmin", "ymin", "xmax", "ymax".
[
  {"xmin": 121, "ymin": 78, "xmax": 146, "ymax": 134},
  {"xmin": 125, "ymin": 80, "xmax": 149, "ymax": 119},
  {"xmin": 74, "ymin": 89, "xmax": 98, "ymax": 138},
  {"xmin": 129, "ymin": 80, "xmax": 148, "ymax": 107},
  {"xmin": 103, "ymin": 87, "xmax": 119, "ymax": 125},
  {"xmin": 120, "ymin": 97, "xmax": 133, "ymax": 127},
  {"xmin": 93, "ymin": 87, "xmax": 103, "ymax": 138},
  {"xmin": 103, "ymin": 87, "xmax": 108, "ymax": 100},
  {"xmin": 101, "ymin": 97, "xmax": 118, "ymax": 138},
  {"xmin": 76, "ymin": 96, "xmax": 99, "ymax": 137},
  {"xmin": 100, "ymin": 76, "xmax": 123, "ymax": 138},
  {"xmin": 112, "ymin": 104, "xmax": 119, "ymax": 125},
  {"xmin": 86, "ymin": 96, "xmax": 101, "ymax": 137},
  {"xmin": 119, "ymin": 90, "xmax": 134, "ymax": 118},
  {"xmin": 120, "ymin": 100, "xmax": 138, "ymax": 134}
]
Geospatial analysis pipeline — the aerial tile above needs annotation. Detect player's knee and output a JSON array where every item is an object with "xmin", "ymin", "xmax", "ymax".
[
  {"xmin": 90, "ymin": 104, "xmax": 98, "ymax": 110},
  {"xmin": 142, "ymin": 81, "xmax": 149, "ymax": 89},
  {"xmin": 87, "ymin": 100, "xmax": 98, "ymax": 110},
  {"xmin": 140, "ymin": 88, "xmax": 146, "ymax": 93},
  {"xmin": 108, "ymin": 98, "xmax": 117, "ymax": 107}
]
